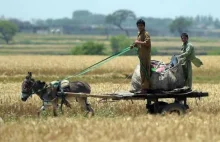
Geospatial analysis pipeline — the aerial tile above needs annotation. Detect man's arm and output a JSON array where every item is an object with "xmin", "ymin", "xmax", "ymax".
[
  {"xmin": 179, "ymin": 44, "xmax": 193, "ymax": 58},
  {"xmin": 143, "ymin": 32, "xmax": 151, "ymax": 46},
  {"xmin": 135, "ymin": 40, "xmax": 146, "ymax": 45}
]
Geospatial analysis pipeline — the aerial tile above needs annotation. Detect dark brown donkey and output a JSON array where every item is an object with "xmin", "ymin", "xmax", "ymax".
[{"xmin": 21, "ymin": 72, "xmax": 94, "ymax": 117}]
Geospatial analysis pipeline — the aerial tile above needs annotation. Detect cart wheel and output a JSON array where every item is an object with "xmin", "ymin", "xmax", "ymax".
[
  {"xmin": 161, "ymin": 103, "xmax": 186, "ymax": 115},
  {"xmin": 146, "ymin": 101, "xmax": 168, "ymax": 114},
  {"xmin": 185, "ymin": 104, "xmax": 189, "ymax": 110}
]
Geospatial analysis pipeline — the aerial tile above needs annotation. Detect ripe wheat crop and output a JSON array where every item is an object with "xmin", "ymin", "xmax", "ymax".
[{"xmin": 0, "ymin": 55, "xmax": 219, "ymax": 142}]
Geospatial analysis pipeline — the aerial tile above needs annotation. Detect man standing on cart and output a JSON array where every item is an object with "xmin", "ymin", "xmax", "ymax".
[
  {"xmin": 178, "ymin": 33, "xmax": 203, "ymax": 89},
  {"xmin": 130, "ymin": 19, "xmax": 151, "ymax": 94}
]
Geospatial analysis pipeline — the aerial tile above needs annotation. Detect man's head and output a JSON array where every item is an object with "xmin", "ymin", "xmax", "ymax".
[
  {"xmin": 136, "ymin": 19, "xmax": 145, "ymax": 32},
  {"xmin": 181, "ymin": 33, "xmax": 189, "ymax": 43}
]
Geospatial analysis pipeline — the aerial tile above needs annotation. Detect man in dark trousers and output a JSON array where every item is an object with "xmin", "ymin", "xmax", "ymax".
[{"xmin": 131, "ymin": 19, "xmax": 151, "ymax": 94}]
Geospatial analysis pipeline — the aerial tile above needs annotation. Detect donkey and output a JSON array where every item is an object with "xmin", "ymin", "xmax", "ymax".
[{"xmin": 21, "ymin": 72, "xmax": 94, "ymax": 117}]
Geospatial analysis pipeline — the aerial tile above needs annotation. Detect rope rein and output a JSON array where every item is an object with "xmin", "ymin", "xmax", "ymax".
[
  {"xmin": 35, "ymin": 47, "xmax": 151, "ymax": 95},
  {"xmin": 63, "ymin": 47, "xmax": 131, "ymax": 80}
]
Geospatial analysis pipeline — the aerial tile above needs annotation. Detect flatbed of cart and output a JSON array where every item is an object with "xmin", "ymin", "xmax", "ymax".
[{"xmin": 58, "ymin": 87, "xmax": 208, "ymax": 115}]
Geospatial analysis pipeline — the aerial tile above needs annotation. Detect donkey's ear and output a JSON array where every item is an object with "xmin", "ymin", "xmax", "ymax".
[
  {"xmin": 28, "ymin": 72, "xmax": 32, "ymax": 77},
  {"xmin": 26, "ymin": 72, "xmax": 32, "ymax": 79}
]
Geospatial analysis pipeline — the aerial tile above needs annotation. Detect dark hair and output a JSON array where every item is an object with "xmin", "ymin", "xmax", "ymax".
[
  {"xmin": 136, "ymin": 19, "xmax": 145, "ymax": 26},
  {"xmin": 181, "ymin": 33, "xmax": 189, "ymax": 39}
]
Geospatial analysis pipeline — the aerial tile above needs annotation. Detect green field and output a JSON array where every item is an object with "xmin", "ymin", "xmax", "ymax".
[{"xmin": 0, "ymin": 33, "xmax": 220, "ymax": 55}]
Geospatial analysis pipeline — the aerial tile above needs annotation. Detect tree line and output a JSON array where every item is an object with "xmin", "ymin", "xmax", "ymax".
[{"xmin": 1, "ymin": 9, "xmax": 220, "ymax": 44}]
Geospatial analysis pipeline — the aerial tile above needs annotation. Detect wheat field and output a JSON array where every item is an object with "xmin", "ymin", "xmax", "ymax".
[{"xmin": 0, "ymin": 55, "xmax": 220, "ymax": 142}]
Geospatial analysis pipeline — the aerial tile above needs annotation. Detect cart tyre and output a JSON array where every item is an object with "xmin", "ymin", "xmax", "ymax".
[
  {"xmin": 146, "ymin": 101, "xmax": 169, "ymax": 114},
  {"xmin": 161, "ymin": 103, "xmax": 186, "ymax": 115}
]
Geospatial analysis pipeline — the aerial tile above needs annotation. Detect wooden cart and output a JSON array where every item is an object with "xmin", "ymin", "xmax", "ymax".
[{"xmin": 58, "ymin": 88, "xmax": 208, "ymax": 115}]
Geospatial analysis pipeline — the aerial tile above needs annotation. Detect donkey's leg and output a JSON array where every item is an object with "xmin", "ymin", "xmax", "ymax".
[
  {"xmin": 77, "ymin": 97, "xmax": 94, "ymax": 117},
  {"xmin": 64, "ymin": 99, "xmax": 71, "ymax": 108},
  {"xmin": 60, "ymin": 99, "xmax": 64, "ymax": 114},
  {"xmin": 37, "ymin": 105, "xmax": 46, "ymax": 117},
  {"xmin": 86, "ymin": 103, "xmax": 95, "ymax": 118},
  {"xmin": 52, "ymin": 105, "xmax": 58, "ymax": 117},
  {"xmin": 85, "ymin": 98, "xmax": 94, "ymax": 116},
  {"xmin": 52, "ymin": 100, "xmax": 58, "ymax": 117},
  {"xmin": 59, "ymin": 98, "xmax": 72, "ymax": 115}
]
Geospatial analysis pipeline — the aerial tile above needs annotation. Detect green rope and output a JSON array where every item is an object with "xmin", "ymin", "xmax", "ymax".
[
  {"xmin": 63, "ymin": 47, "xmax": 131, "ymax": 80},
  {"xmin": 33, "ymin": 48, "xmax": 131, "ymax": 95}
]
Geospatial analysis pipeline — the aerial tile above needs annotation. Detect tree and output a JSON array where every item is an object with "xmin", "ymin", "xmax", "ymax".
[
  {"xmin": 214, "ymin": 19, "xmax": 220, "ymax": 28},
  {"xmin": 9, "ymin": 18, "xmax": 32, "ymax": 32},
  {"xmin": 169, "ymin": 17, "xmax": 192, "ymax": 35},
  {"xmin": 72, "ymin": 10, "xmax": 92, "ymax": 20},
  {"xmin": 0, "ymin": 20, "xmax": 18, "ymax": 44},
  {"xmin": 110, "ymin": 35, "xmax": 135, "ymax": 55},
  {"xmin": 110, "ymin": 35, "xmax": 131, "ymax": 53},
  {"xmin": 72, "ymin": 10, "xmax": 105, "ymax": 25},
  {"xmin": 71, "ymin": 41, "xmax": 106, "ymax": 55},
  {"xmin": 105, "ymin": 9, "xmax": 136, "ymax": 36}
]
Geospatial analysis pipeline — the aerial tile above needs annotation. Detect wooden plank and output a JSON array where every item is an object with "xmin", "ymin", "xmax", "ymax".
[
  {"xmin": 128, "ymin": 92, "xmax": 208, "ymax": 99},
  {"xmin": 58, "ymin": 91, "xmax": 208, "ymax": 100},
  {"xmin": 57, "ymin": 92, "xmax": 120, "ymax": 99}
]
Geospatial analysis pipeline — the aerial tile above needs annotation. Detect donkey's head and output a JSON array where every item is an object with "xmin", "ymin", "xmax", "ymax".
[{"xmin": 21, "ymin": 72, "xmax": 46, "ymax": 101}]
